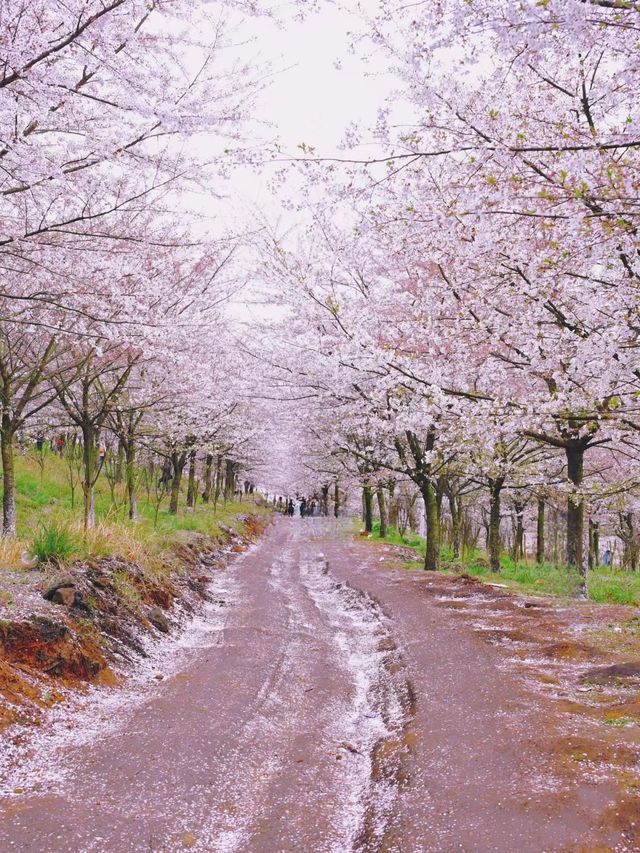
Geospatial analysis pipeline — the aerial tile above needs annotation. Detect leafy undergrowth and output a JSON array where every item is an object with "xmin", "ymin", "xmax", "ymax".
[
  {"xmin": 0, "ymin": 506, "xmax": 271, "ymax": 732},
  {"xmin": 365, "ymin": 524, "xmax": 426, "ymax": 554},
  {"xmin": 369, "ymin": 523, "xmax": 640, "ymax": 606},
  {"xmin": 31, "ymin": 522, "xmax": 76, "ymax": 566}
]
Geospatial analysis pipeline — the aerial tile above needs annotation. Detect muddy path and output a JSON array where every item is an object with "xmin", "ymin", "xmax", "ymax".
[{"xmin": 0, "ymin": 519, "xmax": 638, "ymax": 852}]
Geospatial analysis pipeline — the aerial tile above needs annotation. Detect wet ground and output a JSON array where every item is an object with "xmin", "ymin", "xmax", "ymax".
[{"xmin": 0, "ymin": 518, "xmax": 638, "ymax": 852}]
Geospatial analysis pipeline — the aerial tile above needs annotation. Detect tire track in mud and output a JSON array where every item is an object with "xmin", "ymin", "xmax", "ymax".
[
  {"xmin": 169, "ymin": 536, "xmax": 417, "ymax": 853},
  {"xmin": 297, "ymin": 552, "xmax": 416, "ymax": 853}
]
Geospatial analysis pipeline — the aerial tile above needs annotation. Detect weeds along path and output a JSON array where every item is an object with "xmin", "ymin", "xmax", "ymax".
[{"xmin": 0, "ymin": 519, "xmax": 635, "ymax": 852}]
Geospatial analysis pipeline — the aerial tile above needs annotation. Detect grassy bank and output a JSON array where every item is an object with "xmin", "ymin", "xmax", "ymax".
[
  {"xmin": 2, "ymin": 448, "xmax": 268, "ymax": 572},
  {"xmin": 370, "ymin": 522, "xmax": 640, "ymax": 606},
  {"xmin": 0, "ymin": 450, "xmax": 272, "ymax": 731}
]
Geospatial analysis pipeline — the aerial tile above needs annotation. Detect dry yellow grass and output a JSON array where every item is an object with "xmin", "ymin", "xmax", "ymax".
[{"xmin": 0, "ymin": 537, "xmax": 30, "ymax": 571}]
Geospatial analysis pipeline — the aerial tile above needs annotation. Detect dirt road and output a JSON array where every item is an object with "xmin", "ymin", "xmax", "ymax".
[{"xmin": 0, "ymin": 519, "xmax": 634, "ymax": 852}]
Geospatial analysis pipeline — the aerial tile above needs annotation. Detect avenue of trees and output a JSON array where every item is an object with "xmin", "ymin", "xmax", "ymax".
[
  {"xmin": 4, "ymin": 0, "xmax": 640, "ymax": 588},
  {"xmin": 259, "ymin": 0, "xmax": 640, "ymax": 583},
  {"xmin": 0, "ymin": 0, "xmax": 266, "ymax": 536}
]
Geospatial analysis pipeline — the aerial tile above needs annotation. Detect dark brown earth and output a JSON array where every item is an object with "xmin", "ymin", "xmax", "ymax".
[{"xmin": 0, "ymin": 518, "xmax": 639, "ymax": 852}]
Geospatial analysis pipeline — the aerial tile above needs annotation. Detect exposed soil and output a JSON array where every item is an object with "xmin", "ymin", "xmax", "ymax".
[
  {"xmin": 0, "ymin": 518, "xmax": 638, "ymax": 852},
  {"xmin": 0, "ymin": 515, "xmax": 267, "ymax": 733}
]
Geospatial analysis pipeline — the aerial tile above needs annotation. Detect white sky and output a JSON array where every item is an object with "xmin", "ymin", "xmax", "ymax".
[
  {"xmin": 250, "ymin": 6, "xmax": 394, "ymax": 182},
  {"xmin": 178, "ymin": 3, "xmax": 405, "ymax": 319},
  {"xmin": 216, "ymin": 4, "xmax": 400, "ymax": 216}
]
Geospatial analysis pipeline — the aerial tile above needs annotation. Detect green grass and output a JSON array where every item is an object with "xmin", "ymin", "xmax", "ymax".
[
  {"xmin": 370, "ymin": 521, "xmax": 425, "ymax": 553},
  {"xmin": 32, "ymin": 521, "xmax": 76, "ymax": 566},
  {"xmin": 371, "ymin": 523, "xmax": 640, "ymax": 606},
  {"xmin": 587, "ymin": 570, "xmax": 640, "ymax": 606},
  {"xmin": 461, "ymin": 554, "xmax": 585, "ymax": 598},
  {"xmin": 111, "ymin": 569, "xmax": 142, "ymax": 603},
  {"xmin": 603, "ymin": 717, "xmax": 638, "ymax": 727},
  {"xmin": 1, "ymin": 448, "xmax": 269, "ymax": 571}
]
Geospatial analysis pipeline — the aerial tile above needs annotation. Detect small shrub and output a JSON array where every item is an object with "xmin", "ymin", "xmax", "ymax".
[
  {"xmin": 32, "ymin": 522, "xmax": 76, "ymax": 566},
  {"xmin": 463, "ymin": 560, "xmax": 491, "ymax": 578},
  {"xmin": 372, "ymin": 522, "xmax": 426, "ymax": 552}
]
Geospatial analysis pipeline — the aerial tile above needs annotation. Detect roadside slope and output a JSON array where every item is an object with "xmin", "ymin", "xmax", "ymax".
[{"xmin": 0, "ymin": 510, "xmax": 269, "ymax": 732}]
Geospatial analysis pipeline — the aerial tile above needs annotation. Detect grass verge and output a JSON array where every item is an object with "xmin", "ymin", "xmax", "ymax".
[
  {"xmin": 368, "ymin": 522, "xmax": 640, "ymax": 606},
  {"xmin": 2, "ymin": 449, "xmax": 270, "ymax": 574}
]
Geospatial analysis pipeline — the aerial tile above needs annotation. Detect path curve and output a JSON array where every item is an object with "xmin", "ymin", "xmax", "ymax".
[{"xmin": 0, "ymin": 519, "xmax": 624, "ymax": 851}]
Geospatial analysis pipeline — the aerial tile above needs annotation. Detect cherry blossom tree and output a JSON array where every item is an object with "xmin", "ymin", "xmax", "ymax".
[
  {"xmin": 257, "ymin": 0, "xmax": 639, "ymax": 579},
  {"xmin": 0, "ymin": 0, "xmax": 270, "ymax": 535}
]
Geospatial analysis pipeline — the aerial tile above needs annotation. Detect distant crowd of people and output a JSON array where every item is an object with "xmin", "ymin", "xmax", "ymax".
[{"xmin": 273, "ymin": 487, "xmax": 330, "ymax": 518}]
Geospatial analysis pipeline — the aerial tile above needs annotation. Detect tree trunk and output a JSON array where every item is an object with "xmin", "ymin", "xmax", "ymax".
[
  {"xmin": 488, "ymin": 478, "xmax": 504, "ymax": 572},
  {"xmin": 116, "ymin": 439, "xmax": 125, "ymax": 485},
  {"xmin": 376, "ymin": 485, "xmax": 387, "ymax": 538},
  {"xmin": 1, "ymin": 423, "xmax": 16, "ymax": 537},
  {"xmin": 436, "ymin": 477, "xmax": 445, "ymax": 522},
  {"xmin": 213, "ymin": 455, "xmax": 223, "ymax": 509},
  {"xmin": 126, "ymin": 438, "xmax": 137, "ymax": 521},
  {"xmin": 536, "ymin": 496, "xmax": 545, "ymax": 564},
  {"xmin": 334, "ymin": 480, "xmax": 340, "ymax": 518},
  {"xmin": 202, "ymin": 453, "xmax": 213, "ymax": 503},
  {"xmin": 593, "ymin": 520, "xmax": 600, "ymax": 569},
  {"xmin": 448, "ymin": 492, "xmax": 462, "ymax": 559},
  {"xmin": 82, "ymin": 424, "xmax": 96, "ymax": 531},
  {"xmin": 186, "ymin": 449, "xmax": 197, "ymax": 508},
  {"xmin": 388, "ymin": 497, "xmax": 398, "ymax": 530},
  {"xmin": 566, "ymin": 442, "xmax": 586, "ymax": 578},
  {"xmin": 169, "ymin": 452, "xmax": 185, "ymax": 515},
  {"xmin": 423, "ymin": 481, "xmax": 440, "ymax": 571},
  {"xmin": 224, "ymin": 458, "xmax": 235, "ymax": 501},
  {"xmin": 620, "ymin": 513, "xmax": 637, "ymax": 571},
  {"xmin": 588, "ymin": 519, "xmax": 599, "ymax": 571},
  {"xmin": 513, "ymin": 501, "xmax": 525, "ymax": 562},
  {"xmin": 363, "ymin": 485, "xmax": 373, "ymax": 533}
]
